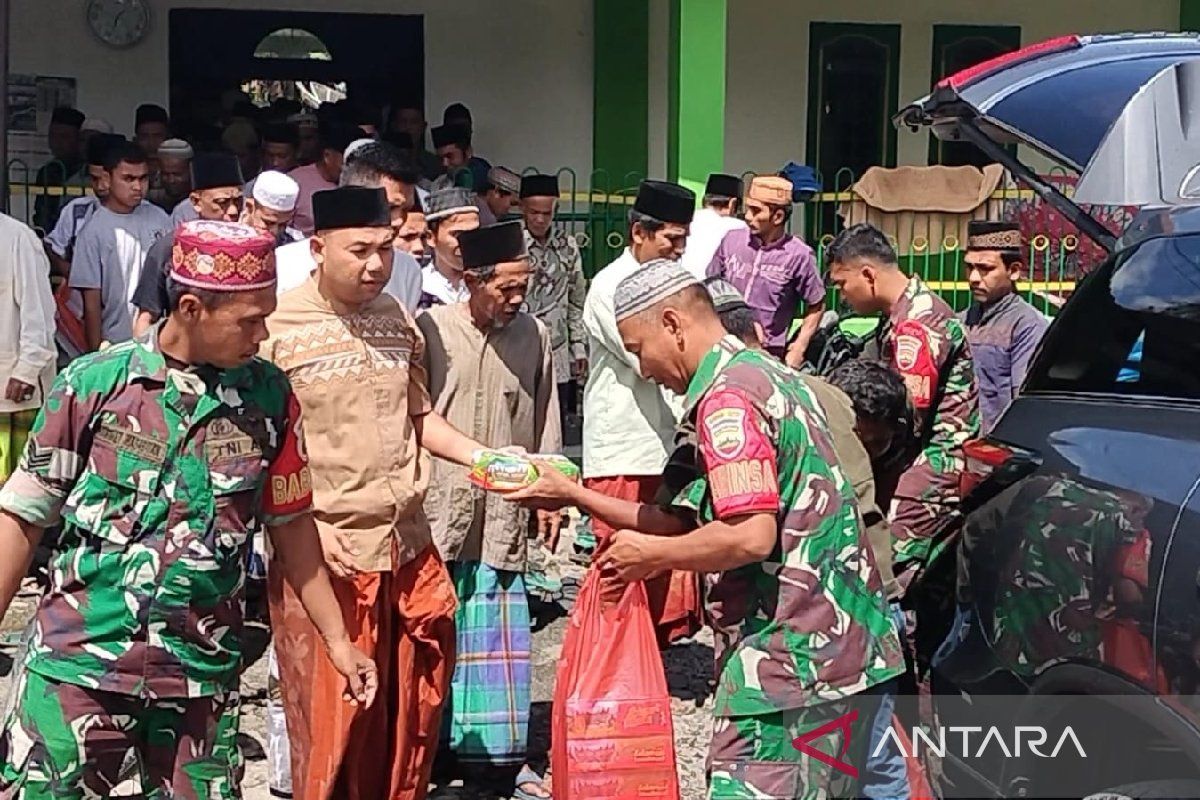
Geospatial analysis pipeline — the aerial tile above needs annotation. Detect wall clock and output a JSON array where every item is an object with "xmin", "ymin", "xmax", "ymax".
[{"xmin": 87, "ymin": 0, "xmax": 151, "ymax": 48}]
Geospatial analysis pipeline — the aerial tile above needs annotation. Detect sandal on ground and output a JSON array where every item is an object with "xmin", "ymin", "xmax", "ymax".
[{"xmin": 512, "ymin": 766, "xmax": 551, "ymax": 800}]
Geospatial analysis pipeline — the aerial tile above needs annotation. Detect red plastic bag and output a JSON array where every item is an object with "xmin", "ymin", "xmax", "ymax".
[
  {"xmin": 551, "ymin": 568, "xmax": 680, "ymax": 800},
  {"xmin": 892, "ymin": 716, "xmax": 935, "ymax": 799}
]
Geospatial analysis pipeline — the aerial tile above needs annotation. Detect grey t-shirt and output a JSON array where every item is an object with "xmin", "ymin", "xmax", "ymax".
[
  {"xmin": 68, "ymin": 203, "xmax": 171, "ymax": 351},
  {"xmin": 131, "ymin": 229, "xmax": 176, "ymax": 321}
]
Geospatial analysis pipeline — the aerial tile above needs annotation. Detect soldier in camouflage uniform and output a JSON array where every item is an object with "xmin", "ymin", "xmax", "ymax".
[
  {"xmin": 0, "ymin": 220, "xmax": 376, "ymax": 800},
  {"xmin": 826, "ymin": 223, "xmax": 980, "ymax": 590},
  {"xmin": 514, "ymin": 260, "xmax": 904, "ymax": 798}
]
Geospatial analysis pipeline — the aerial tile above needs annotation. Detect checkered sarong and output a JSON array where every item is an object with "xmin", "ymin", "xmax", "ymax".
[{"xmin": 443, "ymin": 560, "xmax": 531, "ymax": 766}]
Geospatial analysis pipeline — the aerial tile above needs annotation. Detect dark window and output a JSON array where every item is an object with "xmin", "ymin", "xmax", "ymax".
[
  {"xmin": 1025, "ymin": 234, "xmax": 1200, "ymax": 400},
  {"xmin": 929, "ymin": 25, "xmax": 1021, "ymax": 167},
  {"xmin": 806, "ymin": 22, "xmax": 900, "ymax": 240},
  {"xmin": 807, "ymin": 22, "xmax": 900, "ymax": 184}
]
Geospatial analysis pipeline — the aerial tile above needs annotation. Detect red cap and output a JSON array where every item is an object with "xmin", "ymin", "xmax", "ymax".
[{"xmin": 170, "ymin": 220, "xmax": 276, "ymax": 292}]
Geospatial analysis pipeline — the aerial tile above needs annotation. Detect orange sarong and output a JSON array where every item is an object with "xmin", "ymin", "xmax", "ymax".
[
  {"xmin": 269, "ymin": 544, "xmax": 458, "ymax": 800},
  {"xmin": 585, "ymin": 475, "xmax": 702, "ymax": 648}
]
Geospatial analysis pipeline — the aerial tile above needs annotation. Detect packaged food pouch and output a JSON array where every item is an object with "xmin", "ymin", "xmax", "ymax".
[
  {"xmin": 468, "ymin": 450, "xmax": 580, "ymax": 492},
  {"xmin": 551, "ymin": 568, "xmax": 680, "ymax": 800}
]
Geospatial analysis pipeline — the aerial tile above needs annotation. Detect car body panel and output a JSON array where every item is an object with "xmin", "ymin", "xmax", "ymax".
[
  {"xmin": 928, "ymin": 218, "xmax": 1200, "ymax": 794},
  {"xmin": 1074, "ymin": 59, "xmax": 1200, "ymax": 205},
  {"xmin": 897, "ymin": 33, "xmax": 1200, "ymax": 173}
]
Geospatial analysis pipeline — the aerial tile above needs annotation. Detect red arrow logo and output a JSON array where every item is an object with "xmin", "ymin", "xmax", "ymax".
[{"xmin": 791, "ymin": 708, "xmax": 860, "ymax": 778}]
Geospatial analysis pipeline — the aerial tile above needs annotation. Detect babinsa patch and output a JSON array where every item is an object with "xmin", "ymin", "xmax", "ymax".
[{"xmin": 703, "ymin": 406, "xmax": 747, "ymax": 460}]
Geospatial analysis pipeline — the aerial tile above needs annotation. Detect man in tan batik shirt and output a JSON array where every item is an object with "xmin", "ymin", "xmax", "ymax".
[{"xmin": 262, "ymin": 186, "xmax": 490, "ymax": 800}]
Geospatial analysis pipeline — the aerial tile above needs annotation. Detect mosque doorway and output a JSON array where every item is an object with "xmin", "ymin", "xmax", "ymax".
[{"xmin": 168, "ymin": 8, "xmax": 424, "ymax": 130}]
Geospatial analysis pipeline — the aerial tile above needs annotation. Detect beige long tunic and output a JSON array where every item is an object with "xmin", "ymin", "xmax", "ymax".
[{"xmin": 417, "ymin": 303, "xmax": 560, "ymax": 572}]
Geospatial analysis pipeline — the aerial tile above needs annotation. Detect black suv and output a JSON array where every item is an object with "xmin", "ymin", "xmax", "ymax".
[{"xmin": 897, "ymin": 34, "xmax": 1200, "ymax": 798}]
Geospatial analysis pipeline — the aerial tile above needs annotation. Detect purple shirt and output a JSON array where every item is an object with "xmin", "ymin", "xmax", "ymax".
[{"xmin": 706, "ymin": 229, "xmax": 825, "ymax": 353}]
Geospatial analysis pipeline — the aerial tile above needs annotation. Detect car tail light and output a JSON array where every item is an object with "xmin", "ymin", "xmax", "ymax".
[
  {"xmin": 936, "ymin": 35, "xmax": 1083, "ymax": 90},
  {"xmin": 959, "ymin": 439, "xmax": 1015, "ymax": 498}
]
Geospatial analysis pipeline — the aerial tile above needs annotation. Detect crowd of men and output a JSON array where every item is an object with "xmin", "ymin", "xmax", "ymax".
[{"xmin": 0, "ymin": 95, "xmax": 1051, "ymax": 800}]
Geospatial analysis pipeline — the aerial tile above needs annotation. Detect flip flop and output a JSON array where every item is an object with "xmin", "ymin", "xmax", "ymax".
[{"xmin": 512, "ymin": 766, "xmax": 551, "ymax": 800}]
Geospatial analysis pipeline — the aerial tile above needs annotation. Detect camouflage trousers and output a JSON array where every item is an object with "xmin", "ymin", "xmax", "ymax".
[
  {"xmin": 0, "ymin": 669, "xmax": 241, "ymax": 800},
  {"xmin": 708, "ymin": 698, "xmax": 878, "ymax": 800}
]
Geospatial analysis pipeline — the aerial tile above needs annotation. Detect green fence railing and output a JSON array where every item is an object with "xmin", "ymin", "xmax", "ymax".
[{"xmin": 12, "ymin": 160, "xmax": 1129, "ymax": 316}]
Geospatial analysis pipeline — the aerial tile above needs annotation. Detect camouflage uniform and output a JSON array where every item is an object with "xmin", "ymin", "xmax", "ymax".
[
  {"xmin": 988, "ymin": 475, "xmax": 1140, "ymax": 676},
  {"xmin": 875, "ymin": 275, "xmax": 980, "ymax": 581},
  {"xmin": 523, "ymin": 226, "xmax": 587, "ymax": 385},
  {"xmin": 675, "ymin": 337, "xmax": 904, "ymax": 799},
  {"xmin": 0, "ymin": 330, "xmax": 313, "ymax": 800}
]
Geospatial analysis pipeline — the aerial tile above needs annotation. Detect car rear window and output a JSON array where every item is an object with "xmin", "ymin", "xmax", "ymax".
[{"xmin": 1024, "ymin": 233, "xmax": 1200, "ymax": 399}]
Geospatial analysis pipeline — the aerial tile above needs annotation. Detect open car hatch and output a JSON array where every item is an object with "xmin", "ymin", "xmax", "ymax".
[{"xmin": 895, "ymin": 33, "xmax": 1200, "ymax": 251}]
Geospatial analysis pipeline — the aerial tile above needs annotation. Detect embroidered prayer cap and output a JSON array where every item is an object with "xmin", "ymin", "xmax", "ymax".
[
  {"xmin": 967, "ymin": 220, "xmax": 1023, "ymax": 252},
  {"xmin": 190, "ymin": 152, "xmax": 244, "ymax": 191},
  {"xmin": 614, "ymin": 258, "xmax": 701, "ymax": 322},
  {"xmin": 51, "ymin": 107, "xmax": 85, "ymax": 128},
  {"xmin": 170, "ymin": 220, "xmax": 276, "ymax": 293},
  {"xmin": 704, "ymin": 173, "xmax": 743, "ymax": 199},
  {"xmin": 520, "ymin": 174, "xmax": 560, "ymax": 199},
  {"xmin": 253, "ymin": 170, "xmax": 300, "ymax": 213},
  {"xmin": 747, "ymin": 175, "xmax": 793, "ymax": 207},
  {"xmin": 459, "ymin": 221, "xmax": 528, "ymax": 271},
  {"xmin": 312, "ymin": 186, "xmax": 391, "ymax": 231},
  {"xmin": 344, "ymin": 137, "xmax": 375, "ymax": 160},
  {"xmin": 431, "ymin": 123, "xmax": 470, "ymax": 150},
  {"xmin": 487, "ymin": 166, "xmax": 522, "ymax": 195},
  {"xmin": 157, "ymin": 138, "xmax": 194, "ymax": 160},
  {"xmin": 425, "ymin": 187, "xmax": 480, "ymax": 222},
  {"xmin": 135, "ymin": 103, "xmax": 170, "ymax": 128},
  {"xmin": 81, "ymin": 118, "xmax": 114, "ymax": 134},
  {"xmin": 704, "ymin": 277, "xmax": 749, "ymax": 313},
  {"xmin": 86, "ymin": 134, "xmax": 127, "ymax": 167},
  {"xmin": 633, "ymin": 180, "xmax": 695, "ymax": 225}
]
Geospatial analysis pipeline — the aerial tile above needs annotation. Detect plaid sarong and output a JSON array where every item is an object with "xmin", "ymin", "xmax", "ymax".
[
  {"xmin": 444, "ymin": 560, "xmax": 531, "ymax": 766},
  {"xmin": 0, "ymin": 410, "xmax": 37, "ymax": 485}
]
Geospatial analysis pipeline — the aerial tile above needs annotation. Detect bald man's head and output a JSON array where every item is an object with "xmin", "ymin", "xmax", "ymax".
[{"xmin": 616, "ymin": 283, "xmax": 725, "ymax": 393}]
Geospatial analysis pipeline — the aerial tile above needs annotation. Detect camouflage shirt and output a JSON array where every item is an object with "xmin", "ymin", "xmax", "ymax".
[
  {"xmin": 676, "ymin": 337, "xmax": 903, "ymax": 717},
  {"xmin": 876, "ymin": 275, "xmax": 980, "ymax": 567},
  {"xmin": 523, "ymin": 226, "xmax": 587, "ymax": 383},
  {"xmin": 0, "ymin": 329, "xmax": 313, "ymax": 699}
]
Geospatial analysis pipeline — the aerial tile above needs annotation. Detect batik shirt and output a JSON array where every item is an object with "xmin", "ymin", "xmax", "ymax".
[
  {"xmin": 0, "ymin": 329, "xmax": 312, "ymax": 699},
  {"xmin": 876, "ymin": 275, "xmax": 980, "ymax": 567},
  {"xmin": 676, "ymin": 337, "xmax": 903, "ymax": 717},
  {"xmin": 523, "ymin": 226, "xmax": 587, "ymax": 383}
]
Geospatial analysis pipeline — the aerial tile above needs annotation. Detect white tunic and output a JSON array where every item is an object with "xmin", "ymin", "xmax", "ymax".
[
  {"xmin": 581, "ymin": 248, "xmax": 679, "ymax": 479},
  {"xmin": 679, "ymin": 207, "xmax": 746, "ymax": 280}
]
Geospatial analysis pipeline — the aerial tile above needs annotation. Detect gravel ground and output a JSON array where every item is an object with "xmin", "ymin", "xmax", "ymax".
[{"xmin": 0, "ymin": 517, "xmax": 717, "ymax": 799}]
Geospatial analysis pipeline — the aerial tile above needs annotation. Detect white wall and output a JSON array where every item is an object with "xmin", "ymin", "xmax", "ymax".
[
  {"xmin": 11, "ymin": 0, "xmax": 594, "ymax": 177},
  {"xmin": 711, "ymin": 0, "xmax": 1181, "ymax": 175}
]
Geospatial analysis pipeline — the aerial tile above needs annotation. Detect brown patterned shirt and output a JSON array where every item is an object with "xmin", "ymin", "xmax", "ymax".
[{"xmin": 262, "ymin": 278, "xmax": 433, "ymax": 572}]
